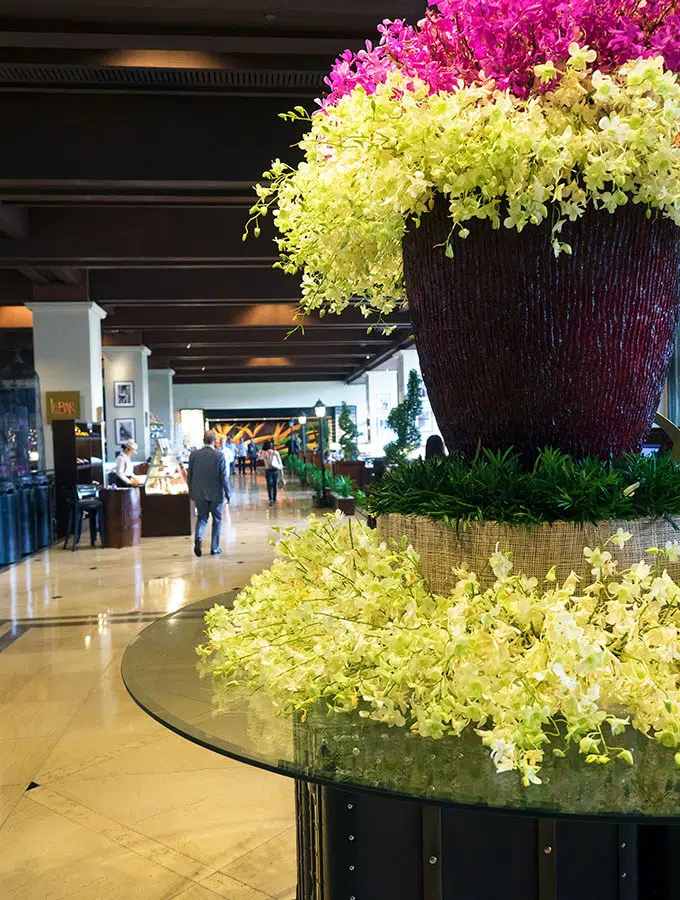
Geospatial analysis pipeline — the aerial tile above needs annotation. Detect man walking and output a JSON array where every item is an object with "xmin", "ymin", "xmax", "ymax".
[{"xmin": 187, "ymin": 430, "xmax": 230, "ymax": 557}]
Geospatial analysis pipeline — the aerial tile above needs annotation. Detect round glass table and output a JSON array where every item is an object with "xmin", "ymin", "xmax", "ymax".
[{"xmin": 123, "ymin": 595, "xmax": 680, "ymax": 900}]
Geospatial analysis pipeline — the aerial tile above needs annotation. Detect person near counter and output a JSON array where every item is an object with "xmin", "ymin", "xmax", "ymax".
[
  {"xmin": 112, "ymin": 439, "xmax": 140, "ymax": 487},
  {"xmin": 188, "ymin": 430, "xmax": 231, "ymax": 558}
]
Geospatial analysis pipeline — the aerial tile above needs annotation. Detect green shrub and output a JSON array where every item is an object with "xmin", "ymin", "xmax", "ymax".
[{"xmin": 366, "ymin": 448, "xmax": 680, "ymax": 527}]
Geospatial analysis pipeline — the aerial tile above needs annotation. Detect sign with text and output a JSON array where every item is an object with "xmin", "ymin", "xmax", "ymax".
[{"xmin": 46, "ymin": 391, "xmax": 81, "ymax": 423}]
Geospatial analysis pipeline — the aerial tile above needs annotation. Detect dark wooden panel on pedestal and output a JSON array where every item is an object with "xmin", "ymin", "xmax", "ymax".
[
  {"xmin": 141, "ymin": 492, "xmax": 192, "ymax": 537},
  {"xmin": 101, "ymin": 487, "xmax": 141, "ymax": 548}
]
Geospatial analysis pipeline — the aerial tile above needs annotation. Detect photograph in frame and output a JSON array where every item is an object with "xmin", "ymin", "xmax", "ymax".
[
  {"xmin": 115, "ymin": 418, "xmax": 136, "ymax": 445},
  {"xmin": 114, "ymin": 381, "xmax": 135, "ymax": 408}
]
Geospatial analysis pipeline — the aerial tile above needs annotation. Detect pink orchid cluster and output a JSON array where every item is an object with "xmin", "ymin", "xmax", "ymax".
[{"xmin": 322, "ymin": 0, "xmax": 680, "ymax": 103}]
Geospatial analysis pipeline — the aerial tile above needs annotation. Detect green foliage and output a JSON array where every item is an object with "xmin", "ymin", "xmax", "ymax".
[
  {"xmin": 332, "ymin": 475, "xmax": 356, "ymax": 498},
  {"xmin": 287, "ymin": 454, "xmax": 359, "ymax": 499},
  {"xmin": 384, "ymin": 370, "xmax": 424, "ymax": 466},
  {"xmin": 367, "ymin": 447, "xmax": 680, "ymax": 526},
  {"xmin": 338, "ymin": 402, "xmax": 360, "ymax": 461}
]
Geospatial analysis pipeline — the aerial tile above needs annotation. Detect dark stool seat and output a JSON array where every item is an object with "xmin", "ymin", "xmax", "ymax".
[{"xmin": 63, "ymin": 484, "xmax": 105, "ymax": 551}]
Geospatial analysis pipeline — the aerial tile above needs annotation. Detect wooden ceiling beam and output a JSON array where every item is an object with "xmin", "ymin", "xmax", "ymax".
[
  {"xmin": 112, "ymin": 328, "xmax": 396, "ymax": 347},
  {"xmin": 0, "ymin": 201, "xmax": 27, "ymax": 240},
  {"xmin": 173, "ymin": 372, "xmax": 355, "ymax": 383},
  {"xmin": 0, "ymin": 205, "xmax": 276, "ymax": 265},
  {"xmin": 90, "ymin": 266, "xmax": 299, "ymax": 302},
  {"xmin": 104, "ymin": 303, "xmax": 410, "ymax": 330}
]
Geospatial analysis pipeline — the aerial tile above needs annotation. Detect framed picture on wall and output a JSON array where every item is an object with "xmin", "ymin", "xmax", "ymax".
[
  {"xmin": 114, "ymin": 381, "xmax": 135, "ymax": 408},
  {"xmin": 115, "ymin": 418, "xmax": 136, "ymax": 446}
]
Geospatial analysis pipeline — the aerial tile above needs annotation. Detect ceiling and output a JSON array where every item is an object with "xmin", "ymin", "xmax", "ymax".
[{"xmin": 0, "ymin": 0, "xmax": 419, "ymax": 383}]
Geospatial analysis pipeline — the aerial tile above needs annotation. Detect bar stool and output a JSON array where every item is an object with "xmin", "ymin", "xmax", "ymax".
[{"xmin": 63, "ymin": 484, "xmax": 105, "ymax": 551}]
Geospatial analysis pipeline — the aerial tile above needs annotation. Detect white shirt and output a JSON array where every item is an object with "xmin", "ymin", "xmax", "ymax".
[
  {"xmin": 115, "ymin": 451, "xmax": 135, "ymax": 485},
  {"xmin": 222, "ymin": 445, "xmax": 235, "ymax": 466},
  {"xmin": 260, "ymin": 449, "xmax": 282, "ymax": 470}
]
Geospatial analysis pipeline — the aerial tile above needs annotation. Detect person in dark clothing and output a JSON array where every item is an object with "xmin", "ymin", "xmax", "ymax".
[
  {"xmin": 187, "ymin": 430, "xmax": 230, "ymax": 557},
  {"xmin": 247, "ymin": 440, "xmax": 259, "ymax": 473},
  {"xmin": 425, "ymin": 435, "xmax": 446, "ymax": 460}
]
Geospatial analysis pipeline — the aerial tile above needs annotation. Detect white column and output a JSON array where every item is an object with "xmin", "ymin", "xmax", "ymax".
[
  {"xmin": 396, "ymin": 346, "xmax": 442, "ymax": 446},
  {"xmin": 26, "ymin": 301, "xmax": 106, "ymax": 470},
  {"xmin": 365, "ymin": 369, "xmax": 399, "ymax": 457},
  {"xmin": 148, "ymin": 367, "xmax": 175, "ymax": 443},
  {"xmin": 397, "ymin": 347, "xmax": 421, "ymax": 401},
  {"xmin": 103, "ymin": 346, "xmax": 152, "ymax": 461}
]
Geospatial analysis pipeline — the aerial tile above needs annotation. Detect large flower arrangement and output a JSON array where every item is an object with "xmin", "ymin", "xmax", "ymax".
[
  {"xmin": 199, "ymin": 513, "xmax": 680, "ymax": 787},
  {"xmin": 249, "ymin": 0, "xmax": 680, "ymax": 318}
]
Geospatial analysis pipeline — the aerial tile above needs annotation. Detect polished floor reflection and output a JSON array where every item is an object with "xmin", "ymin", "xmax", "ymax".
[{"xmin": 0, "ymin": 473, "xmax": 311, "ymax": 900}]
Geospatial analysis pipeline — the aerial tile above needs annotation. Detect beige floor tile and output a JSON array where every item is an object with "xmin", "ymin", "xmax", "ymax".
[
  {"xmin": 133, "ymin": 769, "xmax": 294, "ymax": 872},
  {"xmin": 0, "ymin": 796, "xmax": 189, "ymax": 900},
  {"xmin": 0, "ymin": 479, "xmax": 313, "ymax": 897},
  {"xmin": 0, "ymin": 697, "xmax": 86, "ymax": 739},
  {"xmin": 0, "ymin": 784, "xmax": 25, "ymax": 827},
  {"xmin": 0, "ymin": 735, "xmax": 59, "ymax": 787},
  {"xmin": 198, "ymin": 871, "xmax": 273, "ymax": 900},
  {"xmin": 51, "ymin": 728, "xmax": 229, "ymax": 779},
  {"xmin": 46, "ymin": 766, "xmax": 257, "ymax": 827},
  {"xmin": 222, "ymin": 828, "xmax": 297, "ymax": 900},
  {"xmin": 168, "ymin": 885, "xmax": 228, "ymax": 900}
]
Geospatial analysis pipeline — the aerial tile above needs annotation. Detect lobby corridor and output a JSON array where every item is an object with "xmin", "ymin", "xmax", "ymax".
[{"xmin": 0, "ymin": 474, "xmax": 310, "ymax": 900}]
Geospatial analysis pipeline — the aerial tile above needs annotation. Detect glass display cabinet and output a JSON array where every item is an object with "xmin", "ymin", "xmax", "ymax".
[
  {"xmin": 0, "ymin": 353, "xmax": 52, "ymax": 562},
  {"xmin": 0, "ymin": 352, "xmax": 46, "ymax": 479},
  {"xmin": 141, "ymin": 440, "xmax": 191, "ymax": 537},
  {"xmin": 144, "ymin": 441, "xmax": 188, "ymax": 496}
]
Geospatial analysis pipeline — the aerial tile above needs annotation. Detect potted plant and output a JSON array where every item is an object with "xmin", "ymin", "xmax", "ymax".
[
  {"xmin": 384, "ymin": 369, "xmax": 424, "ymax": 466},
  {"xmin": 328, "ymin": 474, "xmax": 357, "ymax": 515},
  {"xmin": 334, "ymin": 401, "xmax": 367, "ymax": 488},
  {"xmin": 249, "ymin": 1, "xmax": 680, "ymax": 460}
]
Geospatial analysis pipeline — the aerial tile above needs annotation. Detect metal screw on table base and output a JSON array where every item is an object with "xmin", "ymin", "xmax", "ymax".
[
  {"xmin": 429, "ymin": 856, "xmax": 438, "ymax": 865},
  {"xmin": 622, "ymin": 873, "xmax": 627, "ymax": 879},
  {"xmin": 621, "ymin": 842, "xmax": 627, "ymax": 849},
  {"xmin": 543, "ymin": 846, "xmax": 553, "ymax": 855},
  {"xmin": 347, "ymin": 803, "xmax": 354, "ymax": 810},
  {"xmin": 349, "ymin": 866, "xmax": 355, "ymax": 872},
  {"xmin": 348, "ymin": 834, "xmax": 355, "ymax": 841}
]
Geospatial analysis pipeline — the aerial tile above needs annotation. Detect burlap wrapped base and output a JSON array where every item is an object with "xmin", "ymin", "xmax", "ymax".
[{"xmin": 377, "ymin": 514, "xmax": 680, "ymax": 593}]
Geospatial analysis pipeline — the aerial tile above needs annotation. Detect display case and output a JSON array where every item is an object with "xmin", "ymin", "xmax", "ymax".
[
  {"xmin": 141, "ymin": 441, "xmax": 191, "ymax": 537},
  {"xmin": 144, "ymin": 441, "xmax": 188, "ymax": 496},
  {"xmin": 0, "ymin": 352, "xmax": 46, "ymax": 479},
  {"xmin": 0, "ymin": 354, "xmax": 53, "ymax": 561},
  {"xmin": 53, "ymin": 420, "xmax": 104, "ymax": 537}
]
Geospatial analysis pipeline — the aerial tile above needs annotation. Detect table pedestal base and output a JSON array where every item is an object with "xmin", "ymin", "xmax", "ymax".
[{"xmin": 296, "ymin": 782, "xmax": 679, "ymax": 900}]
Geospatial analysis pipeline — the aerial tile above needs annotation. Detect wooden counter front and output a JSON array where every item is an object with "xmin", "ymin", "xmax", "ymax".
[
  {"xmin": 141, "ymin": 491, "xmax": 192, "ymax": 537},
  {"xmin": 101, "ymin": 487, "xmax": 142, "ymax": 548}
]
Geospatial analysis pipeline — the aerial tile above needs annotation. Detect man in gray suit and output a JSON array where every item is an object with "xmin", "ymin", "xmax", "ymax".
[{"xmin": 187, "ymin": 430, "xmax": 231, "ymax": 557}]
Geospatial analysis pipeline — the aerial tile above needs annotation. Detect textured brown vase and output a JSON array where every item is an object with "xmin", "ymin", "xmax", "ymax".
[{"xmin": 402, "ymin": 200, "xmax": 680, "ymax": 459}]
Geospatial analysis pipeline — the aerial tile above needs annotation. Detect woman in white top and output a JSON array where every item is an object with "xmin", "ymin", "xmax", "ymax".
[
  {"xmin": 259, "ymin": 440, "xmax": 283, "ymax": 505},
  {"xmin": 114, "ymin": 440, "xmax": 139, "ymax": 486}
]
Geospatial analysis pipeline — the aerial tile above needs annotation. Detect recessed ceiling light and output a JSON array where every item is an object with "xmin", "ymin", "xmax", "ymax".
[
  {"xmin": 186, "ymin": 343, "xmax": 191, "ymax": 349},
  {"xmin": 264, "ymin": 12, "xmax": 276, "ymax": 21},
  {"xmin": 201, "ymin": 366, "xmax": 206, "ymax": 371}
]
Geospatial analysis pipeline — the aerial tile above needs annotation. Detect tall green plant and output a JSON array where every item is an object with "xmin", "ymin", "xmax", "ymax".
[
  {"xmin": 338, "ymin": 402, "xmax": 360, "ymax": 461},
  {"xmin": 384, "ymin": 369, "xmax": 423, "ymax": 466}
]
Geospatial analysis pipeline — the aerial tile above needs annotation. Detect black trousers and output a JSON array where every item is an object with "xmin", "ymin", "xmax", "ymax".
[{"xmin": 265, "ymin": 468, "xmax": 279, "ymax": 502}]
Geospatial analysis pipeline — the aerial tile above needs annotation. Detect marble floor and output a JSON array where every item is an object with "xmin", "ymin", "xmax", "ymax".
[{"xmin": 0, "ymin": 472, "xmax": 313, "ymax": 900}]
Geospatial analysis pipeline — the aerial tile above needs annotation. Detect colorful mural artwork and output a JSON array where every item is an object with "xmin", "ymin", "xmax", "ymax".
[{"xmin": 206, "ymin": 418, "xmax": 327, "ymax": 454}]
